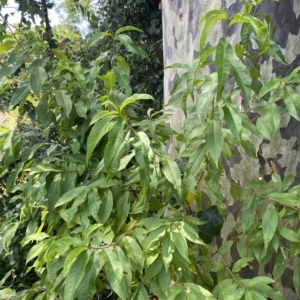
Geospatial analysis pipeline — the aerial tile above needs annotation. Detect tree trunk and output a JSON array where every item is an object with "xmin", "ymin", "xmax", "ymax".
[{"xmin": 162, "ymin": 0, "xmax": 300, "ymax": 298}]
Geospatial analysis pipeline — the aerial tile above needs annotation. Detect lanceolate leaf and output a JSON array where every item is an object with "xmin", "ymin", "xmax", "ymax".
[
  {"xmin": 273, "ymin": 252, "xmax": 286, "ymax": 281},
  {"xmin": 55, "ymin": 186, "xmax": 88, "ymax": 207},
  {"xmin": 56, "ymin": 90, "xmax": 73, "ymax": 117},
  {"xmin": 64, "ymin": 250, "xmax": 89, "ymax": 300},
  {"xmin": 187, "ymin": 143, "xmax": 207, "ymax": 176},
  {"xmin": 86, "ymin": 115, "xmax": 117, "ymax": 164},
  {"xmin": 76, "ymin": 255, "xmax": 98, "ymax": 300},
  {"xmin": 262, "ymin": 203, "xmax": 278, "ymax": 251},
  {"xmin": 104, "ymin": 248, "xmax": 125, "ymax": 299},
  {"xmin": 162, "ymin": 155, "xmax": 182, "ymax": 200},
  {"xmin": 257, "ymin": 103, "xmax": 281, "ymax": 140},
  {"xmin": 120, "ymin": 94, "xmax": 154, "ymax": 112},
  {"xmin": 258, "ymin": 77, "xmax": 282, "ymax": 99},
  {"xmin": 205, "ymin": 120, "xmax": 223, "ymax": 165},
  {"xmin": 231, "ymin": 59, "xmax": 252, "ymax": 103},
  {"xmin": 104, "ymin": 119, "xmax": 125, "ymax": 177},
  {"xmin": 86, "ymin": 31, "xmax": 112, "ymax": 48},
  {"xmin": 30, "ymin": 67, "xmax": 47, "ymax": 98},
  {"xmin": 9, "ymin": 83, "xmax": 30, "ymax": 109},
  {"xmin": 199, "ymin": 10, "xmax": 228, "ymax": 50},
  {"xmin": 196, "ymin": 73, "xmax": 218, "ymax": 120},
  {"xmin": 293, "ymin": 261, "xmax": 300, "ymax": 298},
  {"xmin": 63, "ymin": 246, "xmax": 87, "ymax": 275},
  {"xmin": 284, "ymin": 86, "xmax": 300, "ymax": 120},
  {"xmin": 268, "ymin": 40, "xmax": 287, "ymax": 65},
  {"xmin": 223, "ymin": 105, "xmax": 241, "ymax": 139},
  {"xmin": 115, "ymin": 26, "xmax": 143, "ymax": 36},
  {"xmin": 124, "ymin": 236, "xmax": 144, "ymax": 271},
  {"xmin": 216, "ymin": 37, "xmax": 233, "ymax": 99},
  {"xmin": 116, "ymin": 191, "xmax": 130, "ymax": 230}
]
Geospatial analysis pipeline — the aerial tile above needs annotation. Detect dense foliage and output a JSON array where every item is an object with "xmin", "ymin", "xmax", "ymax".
[{"xmin": 1, "ymin": 1, "xmax": 300, "ymax": 300}]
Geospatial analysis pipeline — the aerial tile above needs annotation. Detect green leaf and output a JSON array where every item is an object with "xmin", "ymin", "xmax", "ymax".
[
  {"xmin": 26, "ymin": 240, "xmax": 48, "ymax": 264},
  {"xmin": 136, "ymin": 217, "xmax": 168, "ymax": 229},
  {"xmin": 86, "ymin": 32, "xmax": 112, "ymax": 48},
  {"xmin": 216, "ymin": 37, "xmax": 233, "ymax": 99},
  {"xmin": 143, "ymin": 225, "xmax": 166, "ymax": 250},
  {"xmin": 256, "ymin": 103, "xmax": 281, "ymax": 140},
  {"xmin": 104, "ymin": 119, "xmax": 125, "ymax": 177},
  {"xmin": 98, "ymin": 190, "xmax": 113, "ymax": 224},
  {"xmin": 6, "ymin": 161, "xmax": 24, "ymax": 193},
  {"xmin": 284, "ymin": 86, "xmax": 300, "ymax": 120},
  {"xmin": 76, "ymin": 255, "xmax": 98, "ymax": 300},
  {"xmin": 63, "ymin": 246, "xmax": 87, "ymax": 275},
  {"xmin": 99, "ymin": 71, "xmax": 116, "ymax": 92},
  {"xmin": 199, "ymin": 10, "xmax": 228, "ymax": 50},
  {"xmin": 64, "ymin": 250, "xmax": 89, "ymax": 300},
  {"xmin": 196, "ymin": 73, "xmax": 218, "ymax": 120},
  {"xmin": 3, "ymin": 223, "xmax": 19, "ymax": 251},
  {"xmin": 187, "ymin": 56, "xmax": 200, "ymax": 99},
  {"xmin": 104, "ymin": 248, "xmax": 125, "ymax": 299},
  {"xmin": 0, "ymin": 40, "xmax": 15, "ymax": 54},
  {"xmin": 116, "ymin": 55, "xmax": 130, "ymax": 76},
  {"xmin": 161, "ymin": 231, "xmax": 175, "ymax": 270},
  {"xmin": 86, "ymin": 115, "xmax": 117, "ymax": 164},
  {"xmin": 187, "ymin": 143, "xmax": 207, "ymax": 176},
  {"xmin": 117, "ymin": 34, "xmax": 149, "ymax": 61},
  {"xmin": 115, "ymin": 26, "xmax": 143, "ymax": 36},
  {"xmin": 9, "ymin": 83, "xmax": 30, "ymax": 109},
  {"xmin": 116, "ymin": 191, "xmax": 130, "ymax": 230},
  {"xmin": 0, "ymin": 288, "xmax": 16, "ymax": 298},
  {"xmin": 184, "ymin": 283, "xmax": 216, "ymax": 299},
  {"xmin": 145, "ymin": 259, "xmax": 163, "ymax": 282},
  {"xmin": 21, "ymin": 232, "xmax": 49, "ymax": 247},
  {"xmin": 29, "ymin": 163, "xmax": 65, "ymax": 174},
  {"xmin": 162, "ymin": 155, "xmax": 182, "ymax": 200},
  {"xmin": 171, "ymin": 230, "xmax": 190, "ymax": 262},
  {"xmin": 218, "ymin": 240, "xmax": 234, "ymax": 255},
  {"xmin": 230, "ymin": 184, "xmax": 241, "ymax": 202},
  {"xmin": 268, "ymin": 40, "xmax": 287, "ymax": 65},
  {"xmin": 293, "ymin": 261, "xmax": 300, "ymax": 298},
  {"xmin": 124, "ymin": 236, "xmax": 143, "ymax": 271},
  {"xmin": 170, "ymin": 72, "xmax": 187, "ymax": 94},
  {"xmin": 278, "ymin": 228, "xmax": 300, "ymax": 242},
  {"xmin": 268, "ymin": 192, "xmax": 300, "ymax": 207},
  {"xmin": 120, "ymin": 93, "xmax": 154, "ymax": 112},
  {"xmin": 178, "ymin": 221, "xmax": 204, "ymax": 245},
  {"xmin": 231, "ymin": 59, "xmax": 252, "ymax": 103},
  {"xmin": 30, "ymin": 67, "xmax": 47, "ymax": 98},
  {"xmin": 205, "ymin": 120, "xmax": 223, "ymax": 165},
  {"xmin": 55, "ymin": 186, "xmax": 88, "ymax": 207},
  {"xmin": 273, "ymin": 252, "xmax": 286, "ymax": 281},
  {"xmin": 90, "ymin": 110, "xmax": 119, "ymax": 125},
  {"xmin": 118, "ymin": 151, "xmax": 135, "ymax": 171},
  {"xmin": 232, "ymin": 257, "xmax": 254, "ymax": 273},
  {"xmin": 223, "ymin": 105, "xmax": 241, "ymax": 139},
  {"xmin": 56, "ymin": 90, "xmax": 73, "ymax": 117},
  {"xmin": 240, "ymin": 276, "xmax": 275, "ymax": 287},
  {"xmin": 258, "ymin": 78, "xmax": 282, "ymax": 99},
  {"xmin": 262, "ymin": 203, "xmax": 278, "ymax": 251}
]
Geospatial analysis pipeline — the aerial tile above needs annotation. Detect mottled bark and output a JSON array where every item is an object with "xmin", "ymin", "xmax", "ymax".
[{"xmin": 162, "ymin": 0, "xmax": 300, "ymax": 298}]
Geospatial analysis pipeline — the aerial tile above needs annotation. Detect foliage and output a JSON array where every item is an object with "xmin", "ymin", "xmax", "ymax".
[{"xmin": 0, "ymin": 2, "xmax": 300, "ymax": 300}]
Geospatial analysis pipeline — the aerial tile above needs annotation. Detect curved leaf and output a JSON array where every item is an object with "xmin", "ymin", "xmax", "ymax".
[
  {"xmin": 30, "ymin": 67, "xmax": 47, "ymax": 98},
  {"xmin": 205, "ymin": 120, "xmax": 223, "ymax": 165},
  {"xmin": 86, "ymin": 115, "xmax": 117, "ymax": 164}
]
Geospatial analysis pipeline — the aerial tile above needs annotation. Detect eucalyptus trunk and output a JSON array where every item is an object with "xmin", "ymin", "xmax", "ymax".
[{"xmin": 162, "ymin": 0, "xmax": 300, "ymax": 298}]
